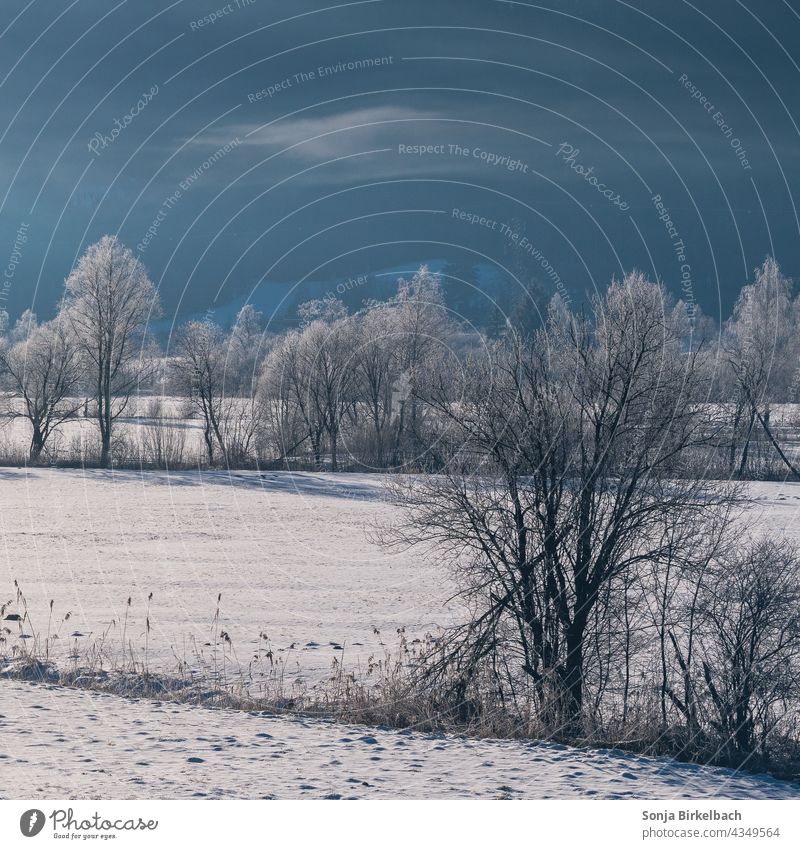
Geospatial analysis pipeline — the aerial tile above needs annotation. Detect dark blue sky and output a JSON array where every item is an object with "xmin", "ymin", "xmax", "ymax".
[{"xmin": 1, "ymin": 0, "xmax": 799, "ymax": 329}]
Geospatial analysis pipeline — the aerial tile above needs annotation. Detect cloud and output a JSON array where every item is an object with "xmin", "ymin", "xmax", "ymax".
[{"xmin": 194, "ymin": 105, "xmax": 441, "ymax": 158}]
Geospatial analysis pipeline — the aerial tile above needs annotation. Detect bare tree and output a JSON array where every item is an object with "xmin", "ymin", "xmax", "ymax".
[
  {"xmin": 302, "ymin": 319, "xmax": 354, "ymax": 472},
  {"xmin": 63, "ymin": 236, "xmax": 160, "ymax": 467},
  {"xmin": 388, "ymin": 272, "xmax": 737, "ymax": 728},
  {"xmin": 0, "ymin": 319, "xmax": 83, "ymax": 461},
  {"xmin": 350, "ymin": 305, "xmax": 397, "ymax": 467},
  {"xmin": 171, "ymin": 320, "xmax": 229, "ymax": 466},
  {"xmin": 696, "ymin": 537, "xmax": 800, "ymax": 764},
  {"xmin": 261, "ymin": 329, "xmax": 324, "ymax": 466}
]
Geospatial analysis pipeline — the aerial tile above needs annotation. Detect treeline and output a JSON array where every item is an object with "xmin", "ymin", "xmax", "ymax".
[{"xmin": 1, "ymin": 236, "xmax": 799, "ymax": 478}]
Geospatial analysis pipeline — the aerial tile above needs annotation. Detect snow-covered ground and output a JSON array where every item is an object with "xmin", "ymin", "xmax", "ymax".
[
  {"xmin": 2, "ymin": 469, "xmax": 800, "ymax": 689},
  {"xmin": 2, "ymin": 680, "xmax": 796, "ymax": 799},
  {"xmin": 745, "ymin": 480, "xmax": 800, "ymax": 533},
  {"xmin": 0, "ymin": 468, "xmax": 454, "ymax": 686},
  {"xmin": 2, "ymin": 469, "xmax": 800, "ymax": 799}
]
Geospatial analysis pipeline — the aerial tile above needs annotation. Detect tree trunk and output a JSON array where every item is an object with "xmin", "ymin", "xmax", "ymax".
[
  {"xmin": 563, "ymin": 619, "xmax": 586, "ymax": 726},
  {"xmin": 311, "ymin": 430, "xmax": 322, "ymax": 469},
  {"xmin": 203, "ymin": 423, "xmax": 215, "ymax": 465},
  {"xmin": 755, "ymin": 405, "xmax": 800, "ymax": 479},
  {"xmin": 728, "ymin": 403, "xmax": 742, "ymax": 473},
  {"xmin": 737, "ymin": 406, "xmax": 756, "ymax": 477},
  {"xmin": 99, "ymin": 365, "xmax": 112, "ymax": 468},
  {"xmin": 29, "ymin": 424, "xmax": 44, "ymax": 463},
  {"xmin": 330, "ymin": 427, "xmax": 338, "ymax": 472}
]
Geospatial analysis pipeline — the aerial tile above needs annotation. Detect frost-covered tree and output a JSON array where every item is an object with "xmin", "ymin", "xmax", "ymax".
[
  {"xmin": 260, "ymin": 316, "xmax": 355, "ymax": 470},
  {"xmin": 171, "ymin": 320, "xmax": 229, "ymax": 465},
  {"xmin": 63, "ymin": 236, "xmax": 160, "ymax": 467},
  {"xmin": 723, "ymin": 257, "xmax": 800, "ymax": 475},
  {"xmin": 228, "ymin": 303, "xmax": 265, "ymax": 393},
  {"xmin": 297, "ymin": 295, "xmax": 347, "ymax": 326},
  {"xmin": 0, "ymin": 319, "xmax": 83, "ymax": 461},
  {"xmin": 260, "ymin": 330, "xmax": 323, "ymax": 465},
  {"xmin": 172, "ymin": 318, "xmax": 265, "ymax": 467},
  {"xmin": 389, "ymin": 267, "xmax": 454, "ymax": 462},
  {"xmin": 350, "ymin": 304, "xmax": 398, "ymax": 467},
  {"xmin": 9, "ymin": 309, "xmax": 37, "ymax": 343}
]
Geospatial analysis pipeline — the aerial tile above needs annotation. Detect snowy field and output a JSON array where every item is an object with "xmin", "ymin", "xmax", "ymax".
[
  {"xmin": 2, "ymin": 469, "xmax": 800, "ymax": 799},
  {"xmin": 0, "ymin": 468, "xmax": 455, "ymax": 687},
  {"xmin": 2, "ymin": 680, "xmax": 797, "ymax": 799},
  {"xmin": 1, "ymin": 468, "xmax": 799, "ymax": 687}
]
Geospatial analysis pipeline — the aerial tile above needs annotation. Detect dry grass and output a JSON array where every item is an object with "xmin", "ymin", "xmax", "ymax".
[{"xmin": 2, "ymin": 583, "xmax": 799, "ymax": 783}]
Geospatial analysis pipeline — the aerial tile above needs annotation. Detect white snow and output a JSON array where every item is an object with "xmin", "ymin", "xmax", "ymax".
[
  {"xmin": 3, "ymin": 469, "xmax": 800, "ymax": 688},
  {"xmin": 2, "ymin": 469, "xmax": 800, "ymax": 799},
  {"xmin": 1, "ymin": 680, "xmax": 796, "ymax": 799},
  {"xmin": 0, "ymin": 468, "xmax": 454, "ymax": 685}
]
